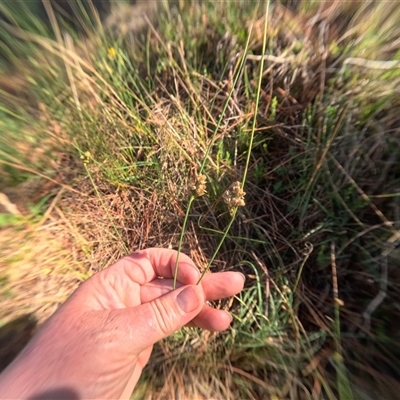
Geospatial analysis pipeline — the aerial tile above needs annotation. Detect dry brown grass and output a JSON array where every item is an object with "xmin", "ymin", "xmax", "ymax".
[{"xmin": 0, "ymin": 220, "xmax": 83, "ymax": 325}]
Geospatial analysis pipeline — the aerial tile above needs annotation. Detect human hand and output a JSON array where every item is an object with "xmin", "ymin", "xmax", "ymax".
[{"xmin": 0, "ymin": 248, "xmax": 245, "ymax": 399}]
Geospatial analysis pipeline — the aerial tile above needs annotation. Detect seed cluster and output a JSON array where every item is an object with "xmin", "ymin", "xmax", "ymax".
[
  {"xmin": 80, "ymin": 151, "xmax": 92, "ymax": 165},
  {"xmin": 223, "ymin": 181, "xmax": 246, "ymax": 214},
  {"xmin": 193, "ymin": 174, "xmax": 207, "ymax": 197}
]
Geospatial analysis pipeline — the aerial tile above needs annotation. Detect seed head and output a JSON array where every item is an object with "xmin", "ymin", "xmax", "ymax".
[
  {"xmin": 80, "ymin": 151, "xmax": 92, "ymax": 165},
  {"xmin": 223, "ymin": 181, "xmax": 246, "ymax": 214},
  {"xmin": 193, "ymin": 174, "xmax": 207, "ymax": 197},
  {"xmin": 232, "ymin": 181, "xmax": 245, "ymax": 196}
]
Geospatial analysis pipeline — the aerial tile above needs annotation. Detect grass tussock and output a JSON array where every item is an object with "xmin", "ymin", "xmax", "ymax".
[{"xmin": 1, "ymin": 0, "xmax": 400, "ymax": 398}]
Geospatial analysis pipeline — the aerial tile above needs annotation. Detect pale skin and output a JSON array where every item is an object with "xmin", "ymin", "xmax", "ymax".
[{"xmin": 0, "ymin": 248, "xmax": 245, "ymax": 399}]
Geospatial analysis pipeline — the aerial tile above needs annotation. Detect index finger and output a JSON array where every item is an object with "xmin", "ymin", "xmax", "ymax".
[{"xmin": 115, "ymin": 248, "xmax": 200, "ymax": 285}]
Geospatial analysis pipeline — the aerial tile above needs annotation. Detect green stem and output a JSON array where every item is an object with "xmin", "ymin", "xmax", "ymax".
[
  {"xmin": 197, "ymin": 208, "xmax": 238, "ymax": 284},
  {"xmin": 173, "ymin": 27, "xmax": 254, "ymax": 288},
  {"xmin": 173, "ymin": 195, "xmax": 195, "ymax": 289},
  {"xmin": 198, "ymin": 1, "xmax": 271, "ymax": 283},
  {"xmin": 199, "ymin": 25, "xmax": 253, "ymax": 175},
  {"xmin": 241, "ymin": 0, "xmax": 270, "ymax": 189}
]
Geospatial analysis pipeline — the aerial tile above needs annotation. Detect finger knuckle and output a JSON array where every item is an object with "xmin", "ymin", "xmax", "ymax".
[{"xmin": 150, "ymin": 298, "xmax": 176, "ymax": 336}]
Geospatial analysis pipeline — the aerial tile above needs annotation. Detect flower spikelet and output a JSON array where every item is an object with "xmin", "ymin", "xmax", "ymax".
[
  {"xmin": 80, "ymin": 151, "xmax": 92, "ymax": 165},
  {"xmin": 223, "ymin": 181, "xmax": 246, "ymax": 214},
  {"xmin": 193, "ymin": 174, "xmax": 207, "ymax": 197}
]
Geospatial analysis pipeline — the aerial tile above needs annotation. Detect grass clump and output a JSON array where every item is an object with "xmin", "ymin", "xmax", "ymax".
[{"xmin": 1, "ymin": 0, "xmax": 400, "ymax": 398}]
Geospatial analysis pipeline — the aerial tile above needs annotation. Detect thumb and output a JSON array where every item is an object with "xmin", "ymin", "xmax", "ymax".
[{"xmin": 115, "ymin": 285, "xmax": 204, "ymax": 352}]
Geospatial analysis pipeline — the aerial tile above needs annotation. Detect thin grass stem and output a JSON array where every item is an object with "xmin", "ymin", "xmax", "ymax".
[
  {"xmin": 173, "ymin": 194, "xmax": 194, "ymax": 289},
  {"xmin": 197, "ymin": 1, "xmax": 271, "ymax": 283},
  {"xmin": 241, "ymin": 0, "xmax": 270, "ymax": 190},
  {"xmin": 173, "ymin": 21, "xmax": 254, "ymax": 288},
  {"xmin": 197, "ymin": 208, "xmax": 238, "ymax": 284},
  {"xmin": 331, "ymin": 242, "xmax": 354, "ymax": 400}
]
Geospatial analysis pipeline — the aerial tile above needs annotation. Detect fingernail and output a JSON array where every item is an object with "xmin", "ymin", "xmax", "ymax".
[
  {"xmin": 238, "ymin": 272, "xmax": 246, "ymax": 284},
  {"xmin": 177, "ymin": 286, "xmax": 200, "ymax": 313}
]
